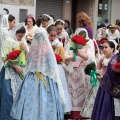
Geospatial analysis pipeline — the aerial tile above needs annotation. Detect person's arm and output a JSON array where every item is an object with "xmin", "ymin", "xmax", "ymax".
[
  {"xmin": 58, "ymin": 46, "xmax": 65, "ymax": 62},
  {"xmin": 20, "ymin": 43, "xmax": 29, "ymax": 56},
  {"xmin": 76, "ymin": 49, "xmax": 89, "ymax": 61},
  {"xmin": 7, "ymin": 61, "xmax": 23, "ymax": 74},
  {"xmin": 97, "ymin": 58, "xmax": 103, "ymax": 70}
]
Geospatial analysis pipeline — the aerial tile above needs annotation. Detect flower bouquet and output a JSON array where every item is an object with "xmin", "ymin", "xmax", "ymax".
[
  {"xmin": 69, "ymin": 34, "xmax": 88, "ymax": 60},
  {"xmin": 84, "ymin": 62, "xmax": 100, "ymax": 86},
  {"xmin": 112, "ymin": 53, "xmax": 120, "ymax": 73},
  {"xmin": 6, "ymin": 48, "xmax": 25, "ymax": 80},
  {"xmin": 55, "ymin": 54, "xmax": 62, "ymax": 64}
]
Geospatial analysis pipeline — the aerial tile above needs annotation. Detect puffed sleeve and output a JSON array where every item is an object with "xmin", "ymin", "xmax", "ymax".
[
  {"xmin": 1, "ymin": 37, "xmax": 13, "ymax": 62},
  {"xmin": 57, "ymin": 46, "xmax": 65, "ymax": 62}
]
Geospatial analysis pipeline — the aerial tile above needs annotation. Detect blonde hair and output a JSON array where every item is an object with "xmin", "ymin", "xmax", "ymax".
[{"xmin": 76, "ymin": 12, "xmax": 92, "ymax": 29}]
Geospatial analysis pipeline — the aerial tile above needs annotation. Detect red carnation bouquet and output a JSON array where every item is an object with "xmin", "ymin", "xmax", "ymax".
[
  {"xmin": 7, "ymin": 50, "xmax": 21, "ymax": 61},
  {"xmin": 112, "ymin": 53, "xmax": 120, "ymax": 73},
  {"xmin": 6, "ymin": 49, "xmax": 24, "ymax": 80},
  {"xmin": 69, "ymin": 34, "xmax": 88, "ymax": 60},
  {"xmin": 55, "ymin": 54, "xmax": 62, "ymax": 64}
]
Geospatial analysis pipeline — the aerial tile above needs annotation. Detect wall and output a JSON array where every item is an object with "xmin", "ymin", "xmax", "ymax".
[
  {"xmin": 111, "ymin": 0, "xmax": 120, "ymax": 24},
  {"xmin": 0, "ymin": 0, "xmax": 36, "ymax": 23},
  {"xmin": 93, "ymin": 0, "xmax": 99, "ymax": 38},
  {"xmin": 62, "ymin": 0, "xmax": 72, "ymax": 22}
]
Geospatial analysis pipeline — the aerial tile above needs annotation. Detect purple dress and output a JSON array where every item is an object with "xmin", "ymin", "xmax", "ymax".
[
  {"xmin": 83, "ymin": 26, "xmax": 93, "ymax": 39},
  {"xmin": 92, "ymin": 53, "xmax": 120, "ymax": 120}
]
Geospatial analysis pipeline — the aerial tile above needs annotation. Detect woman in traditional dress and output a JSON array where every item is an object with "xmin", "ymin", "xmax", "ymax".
[
  {"xmin": 55, "ymin": 19, "xmax": 69, "ymax": 47},
  {"xmin": 40, "ymin": 14, "xmax": 54, "ymax": 29},
  {"xmin": 0, "ymin": 13, "xmax": 16, "ymax": 71},
  {"xmin": 0, "ymin": 24, "xmax": 28, "ymax": 120},
  {"xmin": 92, "ymin": 43, "xmax": 120, "ymax": 120},
  {"xmin": 2, "ymin": 14, "xmax": 16, "ymax": 42},
  {"xmin": 47, "ymin": 25, "xmax": 72, "ymax": 113},
  {"xmin": 10, "ymin": 28, "xmax": 65, "ymax": 120},
  {"xmin": 106, "ymin": 24, "xmax": 119, "ymax": 42},
  {"xmin": 64, "ymin": 19, "xmax": 73, "ymax": 36},
  {"xmin": 64, "ymin": 28, "xmax": 95, "ymax": 119},
  {"xmin": 81, "ymin": 40, "xmax": 116, "ymax": 119},
  {"xmin": 25, "ymin": 15, "xmax": 38, "ymax": 46}
]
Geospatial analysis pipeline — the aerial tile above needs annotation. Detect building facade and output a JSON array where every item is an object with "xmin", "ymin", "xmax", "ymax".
[
  {"xmin": 36, "ymin": 0, "xmax": 120, "ymax": 36},
  {"xmin": 0, "ymin": 0, "xmax": 36, "ymax": 23},
  {"xmin": 1, "ymin": 0, "xmax": 120, "ymax": 37}
]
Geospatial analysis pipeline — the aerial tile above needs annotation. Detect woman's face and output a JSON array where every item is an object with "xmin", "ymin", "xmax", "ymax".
[
  {"xmin": 27, "ymin": 18, "xmax": 34, "ymax": 27},
  {"xmin": 16, "ymin": 33, "xmax": 25, "ymax": 41},
  {"xmin": 9, "ymin": 19, "xmax": 16, "ymax": 30},
  {"xmin": 102, "ymin": 42, "xmax": 114, "ymax": 57},
  {"xmin": 56, "ymin": 24, "xmax": 63, "ymax": 35},
  {"xmin": 49, "ymin": 31, "xmax": 57, "ymax": 41},
  {"xmin": 64, "ymin": 22, "xmax": 68, "ymax": 28},
  {"xmin": 41, "ymin": 21, "xmax": 48, "ymax": 28},
  {"xmin": 110, "ymin": 28, "xmax": 116, "ymax": 34}
]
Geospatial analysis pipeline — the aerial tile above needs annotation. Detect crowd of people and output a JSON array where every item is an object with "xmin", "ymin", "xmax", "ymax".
[{"xmin": 0, "ymin": 8, "xmax": 120, "ymax": 120}]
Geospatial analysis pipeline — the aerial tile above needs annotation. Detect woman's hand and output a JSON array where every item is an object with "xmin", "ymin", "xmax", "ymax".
[
  {"xmin": 52, "ymin": 45, "xmax": 56, "ymax": 50},
  {"xmin": 20, "ymin": 43, "xmax": 27, "ymax": 51},
  {"xmin": 66, "ymin": 56, "xmax": 74, "ymax": 62},
  {"xmin": 14, "ymin": 65, "xmax": 23, "ymax": 75},
  {"xmin": 28, "ymin": 34, "xmax": 33, "ymax": 37},
  {"xmin": 97, "ymin": 73, "xmax": 103, "ymax": 81},
  {"xmin": 76, "ymin": 49, "xmax": 88, "ymax": 61}
]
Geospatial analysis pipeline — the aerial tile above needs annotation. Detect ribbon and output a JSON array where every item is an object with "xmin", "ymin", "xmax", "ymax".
[
  {"xmin": 90, "ymin": 70, "xmax": 99, "ymax": 86},
  {"xmin": 70, "ymin": 47, "xmax": 77, "ymax": 60},
  {"xmin": 36, "ymin": 71, "xmax": 47, "ymax": 88}
]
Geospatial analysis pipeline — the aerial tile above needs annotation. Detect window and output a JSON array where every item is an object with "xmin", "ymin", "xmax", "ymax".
[{"xmin": 19, "ymin": 9, "xmax": 28, "ymax": 22}]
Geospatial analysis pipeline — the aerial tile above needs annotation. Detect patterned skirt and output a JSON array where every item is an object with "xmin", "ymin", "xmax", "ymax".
[{"xmin": 10, "ymin": 72, "xmax": 64, "ymax": 120}]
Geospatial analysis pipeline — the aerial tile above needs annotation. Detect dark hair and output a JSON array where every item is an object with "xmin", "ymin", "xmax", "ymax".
[
  {"xmin": 105, "ymin": 19, "xmax": 108, "ymax": 23},
  {"xmin": 8, "ymin": 14, "xmax": 15, "ymax": 22},
  {"xmin": 36, "ymin": 18, "xmax": 41, "ymax": 27},
  {"xmin": 97, "ymin": 23, "xmax": 106, "ymax": 29},
  {"xmin": 50, "ymin": 15, "xmax": 55, "ymax": 21},
  {"xmin": 47, "ymin": 25, "xmax": 57, "ymax": 33},
  {"xmin": 16, "ymin": 26, "xmax": 26, "ymax": 34},
  {"xmin": 41, "ymin": 15, "xmax": 50, "ymax": 22},
  {"xmin": 117, "ymin": 44, "xmax": 120, "ymax": 50},
  {"xmin": 55, "ymin": 21, "xmax": 64, "ymax": 26},
  {"xmin": 106, "ymin": 41, "xmax": 115, "ymax": 52},
  {"xmin": 3, "ymin": 8, "xmax": 9, "ymax": 14},
  {"xmin": 64, "ymin": 19, "xmax": 70, "ymax": 26},
  {"xmin": 25, "ymin": 16, "xmax": 36, "ymax": 26},
  {"xmin": 117, "ymin": 22, "xmax": 120, "ymax": 26}
]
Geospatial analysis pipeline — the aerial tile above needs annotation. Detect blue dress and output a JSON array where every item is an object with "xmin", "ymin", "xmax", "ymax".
[
  {"xmin": 57, "ymin": 64, "xmax": 72, "ymax": 113},
  {"xmin": 10, "ymin": 72, "xmax": 64, "ymax": 120},
  {"xmin": 0, "ymin": 67, "xmax": 21, "ymax": 120}
]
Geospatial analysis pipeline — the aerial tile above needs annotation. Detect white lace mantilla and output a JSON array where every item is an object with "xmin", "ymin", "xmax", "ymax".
[{"xmin": 5, "ymin": 68, "xmax": 22, "ymax": 99}]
